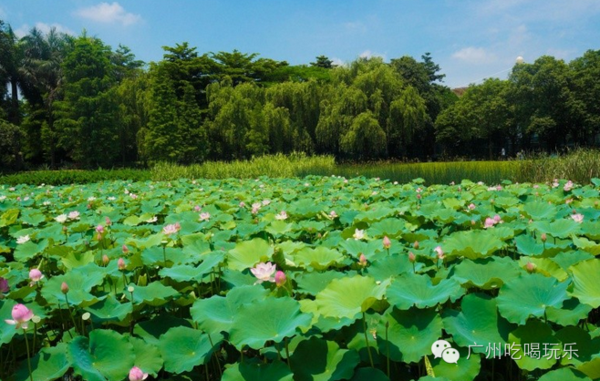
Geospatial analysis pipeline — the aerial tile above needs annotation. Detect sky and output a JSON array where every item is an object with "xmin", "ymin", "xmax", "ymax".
[{"xmin": 2, "ymin": 0, "xmax": 600, "ymax": 88}]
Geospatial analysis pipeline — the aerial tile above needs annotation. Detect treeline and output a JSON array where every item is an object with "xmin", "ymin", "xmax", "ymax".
[{"xmin": 1, "ymin": 21, "xmax": 600, "ymax": 170}]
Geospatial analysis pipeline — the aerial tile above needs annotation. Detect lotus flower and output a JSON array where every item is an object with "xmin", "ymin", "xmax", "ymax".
[
  {"xmin": 250, "ymin": 262, "xmax": 276, "ymax": 284},
  {"xmin": 359, "ymin": 253, "xmax": 368, "ymax": 267},
  {"xmin": 329, "ymin": 210, "xmax": 338, "ymax": 218},
  {"xmin": 0, "ymin": 277, "xmax": 9, "ymax": 293},
  {"xmin": 275, "ymin": 271, "xmax": 286, "ymax": 287},
  {"xmin": 163, "ymin": 223, "xmax": 181, "ymax": 235},
  {"xmin": 434, "ymin": 246, "xmax": 444, "ymax": 259},
  {"xmin": 16, "ymin": 235, "xmax": 30, "ymax": 244},
  {"xmin": 275, "ymin": 211, "xmax": 288, "ymax": 220},
  {"xmin": 353, "ymin": 229, "xmax": 365, "ymax": 240},
  {"xmin": 199, "ymin": 212, "xmax": 210, "ymax": 221},
  {"xmin": 55, "ymin": 214, "xmax": 67, "ymax": 223},
  {"xmin": 5, "ymin": 304, "xmax": 34, "ymax": 329},
  {"xmin": 564, "ymin": 181, "xmax": 573, "ymax": 192},
  {"xmin": 484, "ymin": 218, "xmax": 496, "ymax": 229},
  {"xmin": 29, "ymin": 269, "xmax": 44, "ymax": 284},
  {"xmin": 68, "ymin": 211, "xmax": 80, "ymax": 220},
  {"xmin": 128, "ymin": 366, "xmax": 148, "ymax": 381},
  {"xmin": 526, "ymin": 262, "xmax": 536, "ymax": 273},
  {"xmin": 96, "ymin": 225, "xmax": 104, "ymax": 234},
  {"xmin": 118, "ymin": 258, "xmax": 126, "ymax": 270},
  {"xmin": 571, "ymin": 213, "xmax": 584, "ymax": 223},
  {"xmin": 468, "ymin": 203, "xmax": 476, "ymax": 211}
]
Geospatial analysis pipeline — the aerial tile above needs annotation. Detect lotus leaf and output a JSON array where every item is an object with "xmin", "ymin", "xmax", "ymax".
[
  {"xmin": 386, "ymin": 274, "xmax": 464, "ymax": 310},
  {"xmin": 157, "ymin": 326, "xmax": 216, "ymax": 373},
  {"xmin": 290, "ymin": 337, "xmax": 360, "ymax": 381},
  {"xmin": 315, "ymin": 275, "xmax": 388, "ymax": 320}
]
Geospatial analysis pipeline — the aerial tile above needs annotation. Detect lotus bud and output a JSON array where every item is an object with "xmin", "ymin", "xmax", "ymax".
[
  {"xmin": 275, "ymin": 271, "xmax": 286, "ymax": 287},
  {"xmin": 541, "ymin": 233, "xmax": 547, "ymax": 242},
  {"xmin": 359, "ymin": 253, "xmax": 368, "ymax": 267},
  {"xmin": 118, "ymin": 258, "xmax": 126, "ymax": 271},
  {"xmin": 526, "ymin": 262, "xmax": 536, "ymax": 273},
  {"xmin": 102, "ymin": 254, "xmax": 110, "ymax": 266},
  {"xmin": 105, "ymin": 217, "xmax": 112, "ymax": 226},
  {"xmin": 61, "ymin": 282, "xmax": 69, "ymax": 294},
  {"xmin": 383, "ymin": 236, "xmax": 391, "ymax": 250},
  {"xmin": 29, "ymin": 269, "xmax": 43, "ymax": 283},
  {"xmin": 408, "ymin": 252, "xmax": 416, "ymax": 263},
  {"xmin": 122, "ymin": 244, "xmax": 129, "ymax": 254},
  {"xmin": 0, "ymin": 277, "xmax": 9, "ymax": 293},
  {"xmin": 413, "ymin": 241, "xmax": 419, "ymax": 249},
  {"xmin": 128, "ymin": 366, "xmax": 148, "ymax": 381}
]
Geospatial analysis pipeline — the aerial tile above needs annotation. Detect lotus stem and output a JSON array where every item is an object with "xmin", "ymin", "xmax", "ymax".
[
  {"xmin": 386, "ymin": 321, "xmax": 390, "ymax": 378},
  {"xmin": 362, "ymin": 312, "xmax": 375, "ymax": 368},
  {"xmin": 285, "ymin": 337, "xmax": 292, "ymax": 370},
  {"xmin": 23, "ymin": 328, "xmax": 33, "ymax": 381}
]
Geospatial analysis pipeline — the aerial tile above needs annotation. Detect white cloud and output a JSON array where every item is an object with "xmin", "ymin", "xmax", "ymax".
[
  {"xmin": 452, "ymin": 47, "xmax": 497, "ymax": 65},
  {"xmin": 14, "ymin": 22, "xmax": 75, "ymax": 38},
  {"xmin": 330, "ymin": 57, "xmax": 345, "ymax": 67},
  {"xmin": 359, "ymin": 50, "xmax": 386, "ymax": 60},
  {"xmin": 75, "ymin": 2, "xmax": 141, "ymax": 26}
]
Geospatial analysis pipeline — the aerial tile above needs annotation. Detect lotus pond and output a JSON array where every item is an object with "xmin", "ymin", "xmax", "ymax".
[{"xmin": 1, "ymin": 176, "xmax": 600, "ymax": 381}]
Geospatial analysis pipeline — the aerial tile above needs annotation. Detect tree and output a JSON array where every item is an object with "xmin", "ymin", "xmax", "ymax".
[
  {"xmin": 340, "ymin": 111, "xmax": 387, "ymax": 159},
  {"xmin": 0, "ymin": 21, "xmax": 26, "ymax": 124},
  {"xmin": 54, "ymin": 34, "xmax": 120, "ymax": 167},
  {"xmin": 311, "ymin": 55, "xmax": 334, "ymax": 69},
  {"xmin": 211, "ymin": 49, "xmax": 286, "ymax": 86}
]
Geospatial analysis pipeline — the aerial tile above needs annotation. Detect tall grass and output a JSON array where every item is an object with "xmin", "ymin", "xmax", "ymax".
[
  {"xmin": 151, "ymin": 153, "xmax": 336, "ymax": 180},
  {"xmin": 515, "ymin": 148, "xmax": 600, "ymax": 184}
]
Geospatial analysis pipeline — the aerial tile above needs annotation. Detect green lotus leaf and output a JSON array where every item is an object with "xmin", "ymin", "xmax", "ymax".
[
  {"xmin": 41, "ymin": 267, "xmax": 105, "ymax": 307},
  {"xmin": 443, "ymin": 294, "xmax": 513, "ymax": 353},
  {"xmin": 157, "ymin": 326, "xmax": 216, "ymax": 373},
  {"xmin": 14, "ymin": 240, "xmax": 45, "ymax": 261},
  {"xmin": 546, "ymin": 298, "xmax": 593, "ymax": 326},
  {"xmin": 507, "ymin": 319, "xmax": 559, "ymax": 371},
  {"xmin": 266, "ymin": 220, "xmax": 293, "ymax": 236},
  {"xmin": 577, "ymin": 358, "xmax": 600, "ymax": 380},
  {"xmin": 295, "ymin": 271, "xmax": 346, "ymax": 296},
  {"xmin": 229, "ymin": 296, "xmax": 312, "ymax": 350},
  {"xmin": 537, "ymin": 368, "xmax": 591, "ymax": 381},
  {"xmin": 141, "ymin": 247, "xmax": 194, "ymax": 266},
  {"xmin": 228, "ymin": 238, "xmax": 274, "ymax": 271},
  {"xmin": 84, "ymin": 294, "xmax": 131, "ymax": 322},
  {"xmin": 518, "ymin": 257, "xmax": 568, "ymax": 281},
  {"xmin": 555, "ymin": 326, "xmax": 600, "ymax": 368},
  {"xmin": 451, "ymin": 257, "xmax": 520, "ymax": 289},
  {"xmin": 442, "ymin": 230, "xmax": 504, "ymax": 259},
  {"xmin": 350, "ymin": 368, "xmax": 391, "ymax": 381},
  {"xmin": 126, "ymin": 233, "xmax": 164, "ymax": 250},
  {"xmin": 551, "ymin": 250, "xmax": 594, "ymax": 271},
  {"xmin": 386, "ymin": 274, "xmax": 464, "ymax": 310},
  {"xmin": 582, "ymin": 221, "xmax": 600, "ymax": 240},
  {"xmin": 523, "ymin": 201, "xmax": 557, "ymax": 220},
  {"xmin": 222, "ymin": 360, "xmax": 293, "ymax": 381},
  {"xmin": 339, "ymin": 239, "xmax": 381, "ymax": 258},
  {"xmin": 377, "ymin": 307, "xmax": 443, "ymax": 363},
  {"xmin": 572, "ymin": 236, "xmax": 600, "ymax": 255},
  {"xmin": 314, "ymin": 275, "xmax": 388, "ymax": 320},
  {"xmin": 354, "ymin": 207, "xmax": 394, "ymax": 222},
  {"xmin": 430, "ymin": 347, "xmax": 481, "ymax": 381},
  {"xmin": 369, "ymin": 218, "xmax": 406, "ymax": 238},
  {"xmin": 159, "ymin": 252, "xmax": 223, "ymax": 282},
  {"xmin": 290, "ymin": 337, "xmax": 360, "ymax": 381},
  {"xmin": 0, "ymin": 208, "xmax": 20, "ymax": 227},
  {"xmin": 190, "ymin": 285, "xmax": 268, "ymax": 336},
  {"xmin": 299, "ymin": 299, "xmax": 356, "ymax": 333},
  {"xmin": 366, "ymin": 254, "xmax": 420, "ymax": 281},
  {"xmin": 570, "ymin": 259, "xmax": 600, "ymax": 308},
  {"xmin": 497, "ymin": 273, "xmax": 569, "ymax": 325},
  {"xmin": 129, "ymin": 336, "xmax": 163, "ymax": 377},
  {"xmin": 442, "ymin": 198, "xmax": 465, "ymax": 210},
  {"xmin": 123, "ymin": 215, "xmax": 143, "ymax": 226},
  {"xmin": 20, "ymin": 210, "xmax": 46, "ymax": 226},
  {"xmin": 418, "ymin": 376, "xmax": 451, "ymax": 381},
  {"xmin": 126, "ymin": 282, "xmax": 179, "ymax": 306},
  {"xmin": 292, "ymin": 247, "xmax": 344, "ymax": 270},
  {"xmin": 533, "ymin": 219, "xmax": 581, "ymax": 238},
  {"xmin": 133, "ymin": 314, "xmax": 192, "ymax": 346},
  {"xmin": 15, "ymin": 343, "xmax": 70, "ymax": 381},
  {"xmin": 515, "ymin": 234, "xmax": 544, "ymax": 256},
  {"xmin": 68, "ymin": 329, "xmax": 134, "ymax": 381},
  {"xmin": 61, "ymin": 249, "xmax": 95, "ymax": 270}
]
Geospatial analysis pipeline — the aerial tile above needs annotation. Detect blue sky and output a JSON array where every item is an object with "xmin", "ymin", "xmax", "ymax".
[{"xmin": 2, "ymin": 0, "xmax": 600, "ymax": 88}]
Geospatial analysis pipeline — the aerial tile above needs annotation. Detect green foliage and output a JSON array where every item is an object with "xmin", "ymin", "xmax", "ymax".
[{"xmin": 0, "ymin": 119, "xmax": 24, "ymax": 171}]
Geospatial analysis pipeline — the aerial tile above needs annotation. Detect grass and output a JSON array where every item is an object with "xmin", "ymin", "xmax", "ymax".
[{"xmin": 3, "ymin": 149, "xmax": 600, "ymax": 185}]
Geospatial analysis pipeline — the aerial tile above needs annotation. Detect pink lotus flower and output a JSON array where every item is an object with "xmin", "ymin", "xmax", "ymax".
[
  {"xmin": 128, "ymin": 366, "xmax": 148, "ymax": 381},
  {"xmin": 118, "ymin": 258, "xmax": 126, "ymax": 270},
  {"xmin": 250, "ymin": 262, "xmax": 277, "ymax": 284},
  {"xmin": 29, "ymin": 269, "xmax": 44, "ymax": 284},
  {"xmin": 564, "ymin": 181, "xmax": 574, "ymax": 192},
  {"xmin": 468, "ymin": 203, "xmax": 476, "ymax": 211},
  {"xmin": 163, "ymin": 223, "xmax": 181, "ymax": 235},
  {"xmin": 329, "ymin": 210, "xmax": 338, "ymax": 218},
  {"xmin": 194, "ymin": 205, "xmax": 201, "ymax": 212},
  {"xmin": 526, "ymin": 262, "xmax": 536, "ymax": 273},
  {"xmin": 383, "ymin": 236, "xmax": 391, "ymax": 249},
  {"xmin": 0, "ymin": 277, "xmax": 9, "ymax": 294},
  {"xmin": 68, "ymin": 211, "xmax": 80, "ymax": 220},
  {"xmin": 239, "ymin": 202, "xmax": 246, "ymax": 208},
  {"xmin": 5, "ymin": 304, "xmax": 34, "ymax": 329},
  {"xmin": 571, "ymin": 213, "xmax": 584, "ymax": 223},
  {"xmin": 61, "ymin": 282, "xmax": 69, "ymax": 294},
  {"xmin": 275, "ymin": 271, "xmax": 286, "ymax": 287},
  {"xmin": 484, "ymin": 218, "xmax": 496, "ymax": 229},
  {"xmin": 434, "ymin": 246, "xmax": 444, "ymax": 259},
  {"xmin": 199, "ymin": 212, "xmax": 210, "ymax": 221},
  {"xmin": 96, "ymin": 225, "xmax": 104, "ymax": 234}
]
